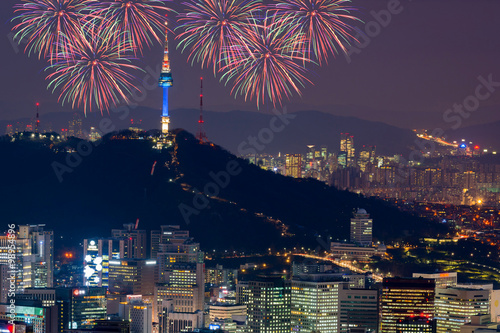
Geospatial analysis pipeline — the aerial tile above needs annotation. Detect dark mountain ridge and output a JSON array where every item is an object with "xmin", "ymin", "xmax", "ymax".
[{"xmin": 0, "ymin": 130, "xmax": 445, "ymax": 252}]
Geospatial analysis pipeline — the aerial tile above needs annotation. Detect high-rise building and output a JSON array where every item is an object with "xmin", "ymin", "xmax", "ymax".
[
  {"xmin": 358, "ymin": 146, "xmax": 376, "ymax": 172},
  {"xmin": 340, "ymin": 133, "xmax": 355, "ymax": 167},
  {"xmin": 108, "ymin": 259, "xmax": 157, "ymax": 296},
  {"xmin": 56, "ymin": 287, "xmax": 107, "ymax": 330},
  {"xmin": 435, "ymin": 286, "xmax": 490, "ymax": 333},
  {"xmin": 339, "ymin": 285, "xmax": 379, "ymax": 333},
  {"xmin": 19, "ymin": 224, "xmax": 54, "ymax": 288},
  {"xmin": 350, "ymin": 209, "xmax": 373, "ymax": 246},
  {"xmin": 412, "ymin": 272, "xmax": 458, "ymax": 288},
  {"xmin": 83, "ymin": 238, "xmax": 122, "ymax": 287},
  {"xmin": 119, "ymin": 295, "xmax": 153, "ymax": 333},
  {"xmin": 246, "ymin": 276, "xmax": 291, "ymax": 333},
  {"xmin": 208, "ymin": 304, "xmax": 247, "ymax": 322},
  {"xmin": 0, "ymin": 301, "xmax": 58, "ymax": 333},
  {"xmin": 111, "ymin": 223, "xmax": 147, "ymax": 259},
  {"xmin": 68, "ymin": 112, "xmax": 83, "ymax": 138},
  {"xmin": 396, "ymin": 315, "xmax": 436, "ymax": 333},
  {"xmin": 20, "ymin": 288, "xmax": 56, "ymax": 307},
  {"xmin": 381, "ymin": 278, "xmax": 435, "ymax": 333},
  {"xmin": 0, "ymin": 233, "xmax": 32, "ymax": 292},
  {"xmin": 154, "ymin": 226, "xmax": 205, "ymax": 333},
  {"xmin": 291, "ymin": 274, "xmax": 343, "ymax": 333},
  {"xmin": 286, "ymin": 154, "xmax": 302, "ymax": 178}
]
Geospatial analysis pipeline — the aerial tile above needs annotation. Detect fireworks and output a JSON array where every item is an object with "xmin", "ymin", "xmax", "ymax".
[
  {"xmin": 220, "ymin": 19, "xmax": 311, "ymax": 107},
  {"xmin": 12, "ymin": 0, "xmax": 89, "ymax": 62},
  {"xmin": 176, "ymin": 0, "xmax": 264, "ymax": 72},
  {"xmin": 271, "ymin": 0, "xmax": 360, "ymax": 64},
  {"xmin": 46, "ymin": 29, "xmax": 142, "ymax": 114},
  {"xmin": 12, "ymin": 0, "xmax": 361, "ymax": 111},
  {"xmin": 89, "ymin": 0, "xmax": 172, "ymax": 53}
]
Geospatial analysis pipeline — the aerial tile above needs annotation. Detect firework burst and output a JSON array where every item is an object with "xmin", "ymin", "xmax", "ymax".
[
  {"xmin": 176, "ymin": 0, "xmax": 264, "ymax": 73},
  {"xmin": 12, "ymin": 0, "xmax": 89, "ymax": 62},
  {"xmin": 271, "ymin": 0, "xmax": 360, "ymax": 64},
  {"xmin": 89, "ymin": 0, "xmax": 172, "ymax": 53},
  {"xmin": 220, "ymin": 19, "xmax": 312, "ymax": 107},
  {"xmin": 46, "ymin": 29, "xmax": 142, "ymax": 114}
]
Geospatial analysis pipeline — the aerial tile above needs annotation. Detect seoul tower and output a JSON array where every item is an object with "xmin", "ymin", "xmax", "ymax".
[{"xmin": 158, "ymin": 16, "xmax": 173, "ymax": 135}]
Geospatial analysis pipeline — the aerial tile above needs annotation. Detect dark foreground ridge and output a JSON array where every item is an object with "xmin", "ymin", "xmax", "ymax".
[{"xmin": 0, "ymin": 130, "xmax": 445, "ymax": 251}]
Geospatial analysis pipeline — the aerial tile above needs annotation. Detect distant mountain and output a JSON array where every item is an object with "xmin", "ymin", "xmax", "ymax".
[
  {"xmin": 451, "ymin": 120, "xmax": 500, "ymax": 149},
  {"xmin": 0, "ymin": 131, "xmax": 445, "ymax": 252},
  {"xmin": 0, "ymin": 108, "xmax": 418, "ymax": 156}
]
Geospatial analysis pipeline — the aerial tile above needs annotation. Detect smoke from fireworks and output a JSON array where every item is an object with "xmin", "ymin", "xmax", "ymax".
[
  {"xmin": 46, "ymin": 29, "xmax": 143, "ymax": 114},
  {"xmin": 271, "ymin": 0, "xmax": 360, "ymax": 64},
  {"xmin": 176, "ymin": 0, "xmax": 264, "ymax": 73}
]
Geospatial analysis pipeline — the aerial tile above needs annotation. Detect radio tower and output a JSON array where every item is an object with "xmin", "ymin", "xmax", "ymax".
[
  {"xmin": 158, "ymin": 15, "xmax": 173, "ymax": 135},
  {"xmin": 35, "ymin": 102, "xmax": 40, "ymax": 134},
  {"xmin": 196, "ymin": 77, "xmax": 207, "ymax": 142}
]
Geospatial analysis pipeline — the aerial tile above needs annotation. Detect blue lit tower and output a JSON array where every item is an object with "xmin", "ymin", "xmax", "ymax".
[{"xmin": 158, "ymin": 18, "xmax": 173, "ymax": 135}]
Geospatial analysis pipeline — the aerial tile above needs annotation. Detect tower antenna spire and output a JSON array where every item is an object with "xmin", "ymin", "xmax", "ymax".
[
  {"xmin": 35, "ymin": 102, "xmax": 40, "ymax": 134},
  {"xmin": 196, "ymin": 77, "xmax": 208, "ymax": 142},
  {"xmin": 158, "ymin": 15, "xmax": 173, "ymax": 136}
]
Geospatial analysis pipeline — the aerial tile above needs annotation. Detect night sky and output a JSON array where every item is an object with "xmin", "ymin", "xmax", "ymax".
[{"xmin": 1, "ymin": 0, "xmax": 499, "ymax": 129}]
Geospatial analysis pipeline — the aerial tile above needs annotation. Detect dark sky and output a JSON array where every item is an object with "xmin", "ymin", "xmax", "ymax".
[{"xmin": 1, "ymin": 0, "xmax": 500, "ymax": 128}]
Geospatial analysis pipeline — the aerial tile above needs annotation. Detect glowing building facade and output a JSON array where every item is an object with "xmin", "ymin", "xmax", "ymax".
[{"xmin": 381, "ymin": 278, "xmax": 435, "ymax": 333}]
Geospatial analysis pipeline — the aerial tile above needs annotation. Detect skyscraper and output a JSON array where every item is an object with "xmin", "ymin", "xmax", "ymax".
[
  {"xmin": 56, "ymin": 287, "xmax": 107, "ymax": 330},
  {"xmin": 435, "ymin": 286, "xmax": 490, "ymax": 333},
  {"xmin": 339, "ymin": 285, "xmax": 379, "ymax": 333},
  {"xmin": 154, "ymin": 226, "xmax": 205, "ymax": 333},
  {"xmin": 350, "ymin": 209, "xmax": 373, "ymax": 246},
  {"xmin": 19, "ymin": 224, "xmax": 54, "ymax": 288},
  {"xmin": 291, "ymin": 275, "xmax": 342, "ymax": 333},
  {"xmin": 381, "ymin": 278, "xmax": 435, "ymax": 333},
  {"xmin": 108, "ymin": 259, "xmax": 157, "ymax": 297},
  {"xmin": 83, "ymin": 238, "xmax": 124, "ymax": 287},
  {"xmin": 340, "ymin": 133, "xmax": 355, "ymax": 168},
  {"xmin": 412, "ymin": 272, "xmax": 458, "ymax": 288},
  {"xmin": 119, "ymin": 295, "xmax": 153, "ymax": 333},
  {"xmin": 286, "ymin": 154, "xmax": 302, "ymax": 178},
  {"xmin": 111, "ymin": 223, "xmax": 147, "ymax": 259},
  {"xmin": 246, "ymin": 276, "xmax": 291, "ymax": 333}
]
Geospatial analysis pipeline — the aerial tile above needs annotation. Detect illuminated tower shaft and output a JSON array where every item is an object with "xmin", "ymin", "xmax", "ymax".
[{"xmin": 158, "ymin": 20, "xmax": 173, "ymax": 135}]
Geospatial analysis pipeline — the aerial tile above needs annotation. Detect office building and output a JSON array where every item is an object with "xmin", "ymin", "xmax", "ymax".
[
  {"xmin": 118, "ymin": 295, "xmax": 153, "ymax": 333},
  {"xmin": 285, "ymin": 154, "xmax": 302, "ymax": 178},
  {"xmin": 412, "ymin": 272, "xmax": 458, "ymax": 288},
  {"xmin": 340, "ymin": 133, "xmax": 355, "ymax": 168},
  {"xmin": 350, "ymin": 209, "xmax": 373, "ymax": 246},
  {"xmin": 111, "ymin": 223, "xmax": 147, "ymax": 259},
  {"xmin": 0, "ymin": 302, "xmax": 58, "ymax": 333},
  {"xmin": 435, "ymin": 286, "xmax": 490, "ymax": 333},
  {"xmin": 154, "ymin": 226, "xmax": 205, "ymax": 333},
  {"xmin": 208, "ymin": 304, "xmax": 247, "ymax": 322},
  {"xmin": 19, "ymin": 224, "xmax": 54, "ymax": 288},
  {"xmin": 339, "ymin": 286, "xmax": 379, "ymax": 333},
  {"xmin": 246, "ymin": 276, "xmax": 291, "ymax": 333},
  {"xmin": 108, "ymin": 259, "xmax": 156, "ymax": 297},
  {"xmin": 291, "ymin": 274, "xmax": 343, "ymax": 333},
  {"xmin": 56, "ymin": 287, "xmax": 107, "ymax": 330},
  {"xmin": 396, "ymin": 316, "xmax": 436, "ymax": 333},
  {"xmin": 83, "ymin": 238, "xmax": 129, "ymax": 287},
  {"xmin": 381, "ymin": 278, "xmax": 435, "ymax": 333}
]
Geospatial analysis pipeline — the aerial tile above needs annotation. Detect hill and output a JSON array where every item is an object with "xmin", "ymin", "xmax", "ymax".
[
  {"xmin": 0, "ymin": 108, "xmax": 417, "ymax": 156},
  {"xmin": 0, "ymin": 130, "xmax": 446, "ymax": 252}
]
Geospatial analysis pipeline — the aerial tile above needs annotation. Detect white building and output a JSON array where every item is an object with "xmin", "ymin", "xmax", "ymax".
[
  {"xmin": 435, "ymin": 286, "xmax": 491, "ymax": 333},
  {"xmin": 350, "ymin": 209, "xmax": 373, "ymax": 246}
]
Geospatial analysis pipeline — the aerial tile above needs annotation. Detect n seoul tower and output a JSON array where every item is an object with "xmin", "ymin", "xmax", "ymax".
[{"xmin": 158, "ymin": 16, "xmax": 173, "ymax": 135}]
